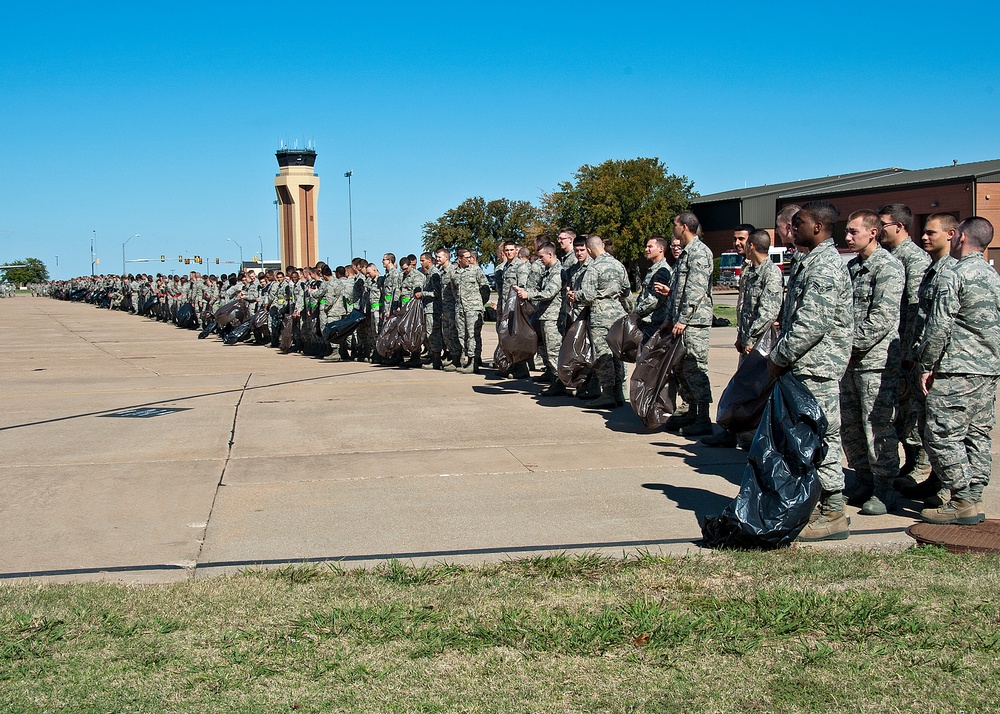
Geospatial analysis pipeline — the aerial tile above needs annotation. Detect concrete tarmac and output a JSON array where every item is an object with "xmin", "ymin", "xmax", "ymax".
[{"xmin": 2, "ymin": 296, "xmax": 996, "ymax": 583}]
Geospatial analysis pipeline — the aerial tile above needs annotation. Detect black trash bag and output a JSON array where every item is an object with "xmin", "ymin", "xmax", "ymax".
[
  {"xmin": 376, "ymin": 309, "xmax": 405, "ymax": 357},
  {"xmin": 214, "ymin": 299, "xmax": 249, "ymax": 329},
  {"xmin": 323, "ymin": 309, "xmax": 366, "ymax": 343},
  {"xmin": 223, "ymin": 318, "xmax": 254, "ymax": 345},
  {"xmin": 716, "ymin": 326, "xmax": 780, "ymax": 434},
  {"xmin": 176, "ymin": 303, "xmax": 195, "ymax": 329},
  {"xmin": 498, "ymin": 287, "xmax": 537, "ymax": 364},
  {"xmin": 701, "ymin": 372, "xmax": 827, "ymax": 550},
  {"xmin": 279, "ymin": 315, "xmax": 295, "ymax": 353},
  {"xmin": 252, "ymin": 309, "xmax": 271, "ymax": 343},
  {"xmin": 607, "ymin": 312, "xmax": 656, "ymax": 363},
  {"xmin": 198, "ymin": 321, "xmax": 218, "ymax": 339},
  {"xmin": 399, "ymin": 299, "xmax": 425, "ymax": 354},
  {"xmin": 140, "ymin": 296, "xmax": 156, "ymax": 315},
  {"xmin": 493, "ymin": 344, "xmax": 512, "ymax": 374},
  {"xmin": 629, "ymin": 330, "xmax": 686, "ymax": 429},
  {"xmin": 557, "ymin": 314, "xmax": 594, "ymax": 388},
  {"xmin": 299, "ymin": 310, "xmax": 321, "ymax": 355}
]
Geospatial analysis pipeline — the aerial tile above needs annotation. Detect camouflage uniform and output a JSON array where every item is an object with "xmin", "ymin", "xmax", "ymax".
[
  {"xmin": 451, "ymin": 264, "xmax": 489, "ymax": 369},
  {"xmin": 916, "ymin": 251, "xmax": 1000, "ymax": 500},
  {"xmin": 575, "ymin": 252, "xmax": 628, "ymax": 397},
  {"xmin": 381, "ymin": 266, "xmax": 402, "ymax": 327},
  {"xmin": 565, "ymin": 257, "xmax": 592, "ymax": 322},
  {"xmin": 439, "ymin": 262, "xmax": 461, "ymax": 362},
  {"xmin": 357, "ymin": 274, "xmax": 377, "ymax": 360},
  {"xmin": 890, "ymin": 238, "xmax": 932, "ymax": 472},
  {"xmin": 668, "ymin": 236, "xmax": 715, "ymax": 405},
  {"xmin": 841, "ymin": 245, "xmax": 904, "ymax": 500},
  {"xmin": 524, "ymin": 261, "xmax": 564, "ymax": 374},
  {"xmin": 771, "ymin": 237, "xmax": 853, "ymax": 494},
  {"xmin": 421, "ymin": 266, "xmax": 443, "ymax": 362},
  {"xmin": 634, "ymin": 258, "xmax": 672, "ymax": 329},
  {"xmin": 736, "ymin": 256, "xmax": 782, "ymax": 352}
]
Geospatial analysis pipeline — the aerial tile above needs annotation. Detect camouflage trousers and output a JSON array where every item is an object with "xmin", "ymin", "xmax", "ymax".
[
  {"xmin": 924, "ymin": 373, "xmax": 999, "ymax": 494},
  {"xmin": 677, "ymin": 326, "xmax": 713, "ymax": 404},
  {"xmin": 590, "ymin": 323, "xmax": 625, "ymax": 393},
  {"xmin": 456, "ymin": 309, "xmax": 484, "ymax": 363},
  {"xmin": 797, "ymin": 373, "xmax": 844, "ymax": 493},
  {"xmin": 538, "ymin": 319, "xmax": 562, "ymax": 373},
  {"xmin": 424, "ymin": 312, "xmax": 442, "ymax": 355},
  {"xmin": 441, "ymin": 307, "xmax": 461, "ymax": 359},
  {"xmin": 896, "ymin": 363, "xmax": 930, "ymax": 467},
  {"xmin": 840, "ymin": 367, "xmax": 900, "ymax": 480},
  {"xmin": 356, "ymin": 313, "xmax": 375, "ymax": 359}
]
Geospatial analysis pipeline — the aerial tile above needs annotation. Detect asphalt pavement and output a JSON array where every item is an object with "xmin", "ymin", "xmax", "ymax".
[{"xmin": 2, "ymin": 295, "xmax": 995, "ymax": 583}]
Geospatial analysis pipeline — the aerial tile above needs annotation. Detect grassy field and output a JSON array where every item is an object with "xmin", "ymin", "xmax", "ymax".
[{"xmin": 2, "ymin": 549, "xmax": 999, "ymax": 713}]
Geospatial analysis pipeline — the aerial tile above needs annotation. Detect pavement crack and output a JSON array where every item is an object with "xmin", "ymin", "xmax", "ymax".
[
  {"xmin": 191, "ymin": 372, "xmax": 252, "ymax": 579},
  {"xmin": 505, "ymin": 446, "xmax": 535, "ymax": 473}
]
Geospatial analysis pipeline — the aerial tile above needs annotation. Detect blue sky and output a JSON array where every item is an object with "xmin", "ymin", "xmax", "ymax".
[{"xmin": 3, "ymin": 1, "xmax": 998, "ymax": 279}]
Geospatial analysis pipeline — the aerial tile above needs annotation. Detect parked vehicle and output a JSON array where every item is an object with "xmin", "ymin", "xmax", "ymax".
[{"xmin": 719, "ymin": 247, "xmax": 792, "ymax": 287}]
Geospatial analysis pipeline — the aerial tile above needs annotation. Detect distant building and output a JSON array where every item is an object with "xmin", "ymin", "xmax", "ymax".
[
  {"xmin": 274, "ymin": 148, "xmax": 320, "ymax": 268},
  {"xmin": 692, "ymin": 159, "xmax": 1000, "ymax": 267}
]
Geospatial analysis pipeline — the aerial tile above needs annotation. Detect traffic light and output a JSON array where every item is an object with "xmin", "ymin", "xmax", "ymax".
[
  {"xmin": 178, "ymin": 255, "xmax": 183, "ymax": 263},
  {"xmin": 215, "ymin": 258, "xmax": 220, "ymax": 265},
  {"xmin": 195, "ymin": 256, "xmax": 202, "ymax": 264},
  {"xmin": 253, "ymin": 256, "xmax": 259, "ymax": 263},
  {"xmin": 160, "ymin": 255, "xmax": 165, "ymax": 262},
  {"xmin": 184, "ymin": 258, "xmax": 190, "ymax": 265}
]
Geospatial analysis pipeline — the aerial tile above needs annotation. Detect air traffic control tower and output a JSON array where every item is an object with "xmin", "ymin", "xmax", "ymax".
[{"xmin": 274, "ymin": 148, "xmax": 320, "ymax": 268}]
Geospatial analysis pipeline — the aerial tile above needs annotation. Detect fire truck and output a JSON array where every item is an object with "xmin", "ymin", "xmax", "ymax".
[{"xmin": 718, "ymin": 247, "xmax": 792, "ymax": 287}]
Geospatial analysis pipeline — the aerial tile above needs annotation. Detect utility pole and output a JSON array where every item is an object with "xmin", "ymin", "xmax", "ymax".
[{"xmin": 345, "ymin": 170, "xmax": 354, "ymax": 259}]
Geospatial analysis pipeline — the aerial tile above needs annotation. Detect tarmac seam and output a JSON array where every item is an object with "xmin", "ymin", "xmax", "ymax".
[
  {"xmin": 190, "ymin": 371, "xmax": 253, "ymax": 580},
  {"xmin": 44, "ymin": 310, "xmax": 162, "ymax": 377}
]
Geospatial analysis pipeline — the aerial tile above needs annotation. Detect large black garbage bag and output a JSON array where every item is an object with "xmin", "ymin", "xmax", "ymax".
[
  {"xmin": 299, "ymin": 309, "xmax": 321, "ymax": 355},
  {"xmin": 252, "ymin": 309, "xmax": 271, "ymax": 343},
  {"xmin": 176, "ymin": 303, "xmax": 195, "ymax": 329},
  {"xmin": 140, "ymin": 296, "xmax": 156, "ymax": 316},
  {"xmin": 498, "ymin": 287, "xmax": 537, "ymax": 363},
  {"xmin": 223, "ymin": 318, "xmax": 254, "ymax": 345},
  {"xmin": 629, "ymin": 330, "xmax": 686, "ymax": 429},
  {"xmin": 214, "ymin": 299, "xmax": 248, "ymax": 329},
  {"xmin": 323, "ymin": 309, "xmax": 366, "ymax": 343},
  {"xmin": 279, "ymin": 315, "xmax": 294, "ymax": 353},
  {"xmin": 493, "ymin": 344, "xmax": 511, "ymax": 374},
  {"xmin": 198, "ymin": 320, "xmax": 217, "ymax": 339},
  {"xmin": 607, "ymin": 312, "xmax": 655, "ymax": 363},
  {"xmin": 716, "ymin": 326, "xmax": 780, "ymax": 433},
  {"xmin": 399, "ymin": 300, "xmax": 425, "ymax": 354},
  {"xmin": 557, "ymin": 314, "xmax": 594, "ymax": 388},
  {"xmin": 376, "ymin": 309, "xmax": 405, "ymax": 357},
  {"xmin": 701, "ymin": 372, "xmax": 827, "ymax": 550}
]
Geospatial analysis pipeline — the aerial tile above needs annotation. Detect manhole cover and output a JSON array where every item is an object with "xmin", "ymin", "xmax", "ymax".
[
  {"xmin": 906, "ymin": 519, "xmax": 1000, "ymax": 554},
  {"xmin": 102, "ymin": 408, "xmax": 189, "ymax": 419}
]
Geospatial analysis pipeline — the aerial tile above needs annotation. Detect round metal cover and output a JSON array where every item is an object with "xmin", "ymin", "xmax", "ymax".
[{"xmin": 906, "ymin": 519, "xmax": 1000, "ymax": 554}]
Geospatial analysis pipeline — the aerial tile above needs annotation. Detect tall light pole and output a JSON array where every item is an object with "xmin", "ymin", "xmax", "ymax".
[
  {"xmin": 91, "ymin": 230, "xmax": 96, "ymax": 276},
  {"xmin": 258, "ymin": 235, "xmax": 264, "ymax": 265},
  {"xmin": 122, "ymin": 233, "xmax": 139, "ymax": 274},
  {"xmin": 345, "ymin": 170, "xmax": 354, "ymax": 259},
  {"xmin": 228, "ymin": 237, "xmax": 243, "ymax": 268}
]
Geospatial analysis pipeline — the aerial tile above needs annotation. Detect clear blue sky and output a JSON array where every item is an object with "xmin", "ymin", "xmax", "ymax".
[{"xmin": 3, "ymin": 1, "xmax": 998, "ymax": 279}]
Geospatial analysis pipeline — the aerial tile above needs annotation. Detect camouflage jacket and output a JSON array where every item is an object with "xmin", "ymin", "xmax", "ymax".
[
  {"xmin": 916, "ymin": 252, "xmax": 1000, "ymax": 376},
  {"xmin": 451, "ymin": 265, "xmax": 488, "ymax": 313},
  {"xmin": 890, "ymin": 238, "xmax": 931, "ymax": 362},
  {"xmin": 634, "ymin": 258, "xmax": 672, "ymax": 326},
  {"xmin": 439, "ymin": 264, "xmax": 457, "ymax": 309},
  {"xmin": 493, "ymin": 260, "xmax": 509, "ymax": 312},
  {"xmin": 910, "ymin": 255, "xmax": 955, "ymax": 362},
  {"xmin": 575, "ymin": 252, "xmax": 628, "ymax": 328},
  {"xmin": 737, "ymin": 256, "xmax": 783, "ymax": 348},
  {"xmin": 399, "ymin": 268, "xmax": 424, "ymax": 305},
  {"xmin": 566, "ymin": 257, "xmax": 592, "ymax": 322},
  {"xmin": 771, "ymin": 238, "xmax": 853, "ymax": 380},
  {"xmin": 525, "ymin": 260, "xmax": 544, "ymax": 292},
  {"xmin": 526, "ymin": 262, "xmax": 563, "ymax": 321},
  {"xmin": 669, "ymin": 236, "xmax": 714, "ymax": 326},
  {"xmin": 847, "ymin": 245, "xmax": 904, "ymax": 371},
  {"xmin": 421, "ymin": 266, "xmax": 441, "ymax": 314},
  {"xmin": 381, "ymin": 267, "xmax": 402, "ymax": 312}
]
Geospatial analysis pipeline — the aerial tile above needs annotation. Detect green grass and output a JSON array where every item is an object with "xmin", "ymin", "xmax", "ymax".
[
  {"xmin": 714, "ymin": 304, "xmax": 736, "ymax": 322},
  {"xmin": 2, "ymin": 549, "xmax": 999, "ymax": 712}
]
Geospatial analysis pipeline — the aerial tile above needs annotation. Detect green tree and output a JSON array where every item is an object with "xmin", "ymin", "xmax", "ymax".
[
  {"xmin": 2, "ymin": 257, "xmax": 48, "ymax": 285},
  {"xmin": 540, "ymin": 157, "xmax": 696, "ymax": 279},
  {"xmin": 422, "ymin": 197, "xmax": 541, "ymax": 267}
]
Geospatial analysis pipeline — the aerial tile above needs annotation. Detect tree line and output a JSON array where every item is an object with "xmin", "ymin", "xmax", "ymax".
[{"xmin": 421, "ymin": 157, "xmax": 697, "ymax": 281}]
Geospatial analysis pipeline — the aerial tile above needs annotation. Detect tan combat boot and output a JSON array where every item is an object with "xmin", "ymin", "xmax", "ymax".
[
  {"xmin": 797, "ymin": 493, "xmax": 850, "ymax": 542},
  {"xmin": 920, "ymin": 499, "xmax": 980, "ymax": 526}
]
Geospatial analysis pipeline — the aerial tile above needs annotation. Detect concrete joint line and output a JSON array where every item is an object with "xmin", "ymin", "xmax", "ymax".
[{"xmin": 190, "ymin": 372, "xmax": 252, "ymax": 579}]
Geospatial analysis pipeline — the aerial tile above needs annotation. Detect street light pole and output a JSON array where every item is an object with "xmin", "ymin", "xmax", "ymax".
[
  {"xmin": 228, "ymin": 237, "xmax": 244, "ymax": 268},
  {"xmin": 345, "ymin": 170, "xmax": 354, "ymax": 259},
  {"xmin": 122, "ymin": 233, "xmax": 139, "ymax": 274},
  {"xmin": 258, "ymin": 235, "xmax": 264, "ymax": 266},
  {"xmin": 91, "ymin": 230, "xmax": 96, "ymax": 277}
]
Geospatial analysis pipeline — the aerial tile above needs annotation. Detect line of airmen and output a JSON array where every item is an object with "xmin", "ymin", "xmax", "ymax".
[
  {"xmin": 44, "ymin": 204, "xmax": 999, "ymax": 543},
  {"xmin": 698, "ymin": 203, "xmax": 999, "ymax": 542}
]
